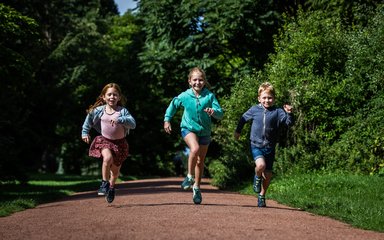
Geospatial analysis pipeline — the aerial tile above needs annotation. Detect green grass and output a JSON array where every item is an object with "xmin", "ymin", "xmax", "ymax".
[
  {"xmin": 0, "ymin": 173, "xmax": 137, "ymax": 217},
  {"xmin": 238, "ymin": 172, "xmax": 384, "ymax": 232}
]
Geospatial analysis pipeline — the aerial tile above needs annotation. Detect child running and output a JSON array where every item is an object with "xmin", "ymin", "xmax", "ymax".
[
  {"xmin": 164, "ymin": 67, "xmax": 223, "ymax": 204},
  {"xmin": 234, "ymin": 82, "xmax": 293, "ymax": 207},
  {"xmin": 82, "ymin": 83, "xmax": 136, "ymax": 203}
]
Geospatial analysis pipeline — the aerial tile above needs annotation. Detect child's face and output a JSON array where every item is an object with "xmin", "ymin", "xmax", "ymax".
[
  {"xmin": 103, "ymin": 87, "xmax": 121, "ymax": 107},
  {"xmin": 188, "ymin": 71, "xmax": 205, "ymax": 93},
  {"xmin": 258, "ymin": 90, "xmax": 275, "ymax": 108}
]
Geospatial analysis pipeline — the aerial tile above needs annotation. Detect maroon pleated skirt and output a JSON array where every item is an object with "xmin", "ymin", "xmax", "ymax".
[{"xmin": 89, "ymin": 135, "xmax": 129, "ymax": 167}]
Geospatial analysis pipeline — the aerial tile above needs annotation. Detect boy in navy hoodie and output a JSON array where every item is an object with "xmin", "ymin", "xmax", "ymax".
[{"xmin": 234, "ymin": 82, "xmax": 293, "ymax": 207}]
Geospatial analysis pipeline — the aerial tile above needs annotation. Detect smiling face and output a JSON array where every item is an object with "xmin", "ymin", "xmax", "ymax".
[
  {"xmin": 258, "ymin": 90, "xmax": 275, "ymax": 108},
  {"xmin": 188, "ymin": 71, "xmax": 206, "ymax": 94},
  {"xmin": 102, "ymin": 87, "xmax": 121, "ymax": 108}
]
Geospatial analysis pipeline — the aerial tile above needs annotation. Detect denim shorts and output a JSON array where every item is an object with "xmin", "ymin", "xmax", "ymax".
[
  {"xmin": 181, "ymin": 129, "xmax": 211, "ymax": 145},
  {"xmin": 251, "ymin": 145, "xmax": 275, "ymax": 171}
]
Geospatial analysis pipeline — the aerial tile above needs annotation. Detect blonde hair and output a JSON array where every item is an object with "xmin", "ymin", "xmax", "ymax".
[
  {"xmin": 86, "ymin": 83, "xmax": 127, "ymax": 113},
  {"xmin": 258, "ymin": 82, "xmax": 275, "ymax": 97},
  {"xmin": 188, "ymin": 67, "xmax": 211, "ymax": 89}
]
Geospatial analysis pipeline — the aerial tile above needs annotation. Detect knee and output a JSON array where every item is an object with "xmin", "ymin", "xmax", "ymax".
[
  {"xmin": 189, "ymin": 146, "xmax": 200, "ymax": 156},
  {"xmin": 255, "ymin": 161, "xmax": 266, "ymax": 171},
  {"xmin": 256, "ymin": 164, "xmax": 266, "ymax": 171},
  {"xmin": 103, "ymin": 155, "xmax": 113, "ymax": 165}
]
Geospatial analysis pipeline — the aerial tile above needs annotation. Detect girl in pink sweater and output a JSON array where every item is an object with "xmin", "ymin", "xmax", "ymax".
[{"xmin": 82, "ymin": 83, "xmax": 136, "ymax": 203}]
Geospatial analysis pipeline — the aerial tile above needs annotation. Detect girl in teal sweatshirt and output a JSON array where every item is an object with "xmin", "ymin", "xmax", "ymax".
[{"xmin": 164, "ymin": 67, "xmax": 223, "ymax": 204}]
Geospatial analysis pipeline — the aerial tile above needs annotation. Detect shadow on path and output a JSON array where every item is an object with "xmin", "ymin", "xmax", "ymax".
[
  {"xmin": 49, "ymin": 177, "xmax": 304, "ymax": 213},
  {"xmin": 56, "ymin": 178, "xmax": 222, "ymax": 202},
  {"xmin": 109, "ymin": 202, "xmax": 304, "ymax": 212}
]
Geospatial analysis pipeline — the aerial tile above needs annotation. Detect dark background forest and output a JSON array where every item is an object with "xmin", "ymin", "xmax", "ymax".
[{"xmin": 1, "ymin": 0, "xmax": 383, "ymax": 187}]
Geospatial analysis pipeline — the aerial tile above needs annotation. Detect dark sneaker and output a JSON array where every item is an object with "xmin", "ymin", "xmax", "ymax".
[
  {"xmin": 181, "ymin": 176, "xmax": 195, "ymax": 190},
  {"xmin": 258, "ymin": 194, "xmax": 266, "ymax": 207},
  {"xmin": 106, "ymin": 188, "xmax": 115, "ymax": 203},
  {"xmin": 253, "ymin": 175, "xmax": 262, "ymax": 193},
  {"xmin": 98, "ymin": 180, "xmax": 110, "ymax": 196},
  {"xmin": 193, "ymin": 187, "xmax": 202, "ymax": 204}
]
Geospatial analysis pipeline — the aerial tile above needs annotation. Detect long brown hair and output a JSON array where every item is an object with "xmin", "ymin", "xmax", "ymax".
[{"xmin": 86, "ymin": 83, "xmax": 127, "ymax": 113}]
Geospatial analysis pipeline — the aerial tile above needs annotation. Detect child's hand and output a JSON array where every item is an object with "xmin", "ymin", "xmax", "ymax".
[
  {"xmin": 82, "ymin": 135, "xmax": 91, "ymax": 144},
  {"xmin": 110, "ymin": 118, "xmax": 118, "ymax": 127},
  {"xmin": 204, "ymin": 108, "xmax": 214, "ymax": 116},
  {"xmin": 164, "ymin": 121, "xmax": 172, "ymax": 134},
  {"xmin": 283, "ymin": 104, "xmax": 293, "ymax": 113},
  {"xmin": 111, "ymin": 113, "xmax": 120, "ymax": 127}
]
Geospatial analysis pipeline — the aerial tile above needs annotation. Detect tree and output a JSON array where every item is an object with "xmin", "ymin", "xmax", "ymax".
[
  {"xmin": 0, "ymin": 0, "xmax": 120, "ymax": 176},
  {"xmin": 0, "ymin": 4, "xmax": 41, "ymax": 181},
  {"xmin": 137, "ymin": 0, "xmax": 283, "ymax": 97}
]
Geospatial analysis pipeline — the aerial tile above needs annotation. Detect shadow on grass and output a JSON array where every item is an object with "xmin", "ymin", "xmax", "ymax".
[{"xmin": 0, "ymin": 174, "xmax": 101, "ymax": 216}]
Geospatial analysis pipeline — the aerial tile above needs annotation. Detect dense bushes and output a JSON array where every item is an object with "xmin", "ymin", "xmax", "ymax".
[{"xmin": 211, "ymin": 6, "xmax": 384, "ymax": 187}]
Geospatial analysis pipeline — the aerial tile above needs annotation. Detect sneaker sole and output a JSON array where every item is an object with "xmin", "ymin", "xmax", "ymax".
[
  {"xmin": 106, "ymin": 192, "xmax": 115, "ymax": 203},
  {"xmin": 182, "ymin": 186, "xmax": 192, "ymax": 190},
  {"xmin": 98, "ymin": 192, "xmax": 107, "ymax": 196},
  {"xmin": 106, "ymin": 196, "xmax": 115, "ymax": 203}
]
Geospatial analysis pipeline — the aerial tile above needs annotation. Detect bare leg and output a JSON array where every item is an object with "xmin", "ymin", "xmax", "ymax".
[
  {"xmin": 255, "ymin": 157, "xmax": 266, "ymax": 177},
  {"xmin": 101, "ymin": 148, "xmax": 114, "ymax": 181},
  {"xmin": 260, "ymin": 171, "xmax": 272, "ymax": 196},
  {"xmin": 194, "ymin": 145, "xmax": 209, "ymax": 188},
  {"xmin": 183, "ymin": 132, "xmax": 200, "ymax": 178},
  {"xmin": 109, "ymin": 164, "xmax": 121, "ymax": 188}
]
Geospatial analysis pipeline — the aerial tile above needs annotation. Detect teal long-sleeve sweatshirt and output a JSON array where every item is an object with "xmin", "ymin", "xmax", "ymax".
[{"xmin": 164, "ymin": 88, "xmax": 223, "ymax": 137}]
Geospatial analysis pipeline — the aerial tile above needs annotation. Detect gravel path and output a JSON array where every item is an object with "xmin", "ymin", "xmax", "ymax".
[{"xmin": 0, "ymin": 177, "xmax": 383, "ymax": 240}]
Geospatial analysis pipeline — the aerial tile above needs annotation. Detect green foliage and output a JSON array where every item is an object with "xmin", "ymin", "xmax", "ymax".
[
  {"xmin": 322, "ymin": 94, "xmax": 384, "ymax": 174},
  {"xmin": 268, "ymin": 10, "xmax": 351, "ymax": 143},
  {"xmin": 306, "ymin": 0, "xmax": 381, "ymax": 26},
  {"xmin": 264, "ymin": 6, "xmax": 384, "ymax": 176},
  {"xmin": 212, "ymin": 9, "xmax": 352, "ymax": 186},
  {"xmin": 211, "ymin": 4, "xmax": 384, "ymax": 187},
  {"xmin": 0, "ymin": 4, "xmax": 41, "ymax": 181},
  {"xmin": 137, "ymin": 0, "xmax": 281, "ymax": 97}
]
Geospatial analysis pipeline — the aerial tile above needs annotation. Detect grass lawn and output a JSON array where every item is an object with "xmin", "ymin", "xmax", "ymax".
[
  {"xmin": 0, "ymin": 174, "xmax": 135, "ymax": 217},
  {"xmin": 238, "ymin": 172, "xmax": 384, "ymax": 232}
]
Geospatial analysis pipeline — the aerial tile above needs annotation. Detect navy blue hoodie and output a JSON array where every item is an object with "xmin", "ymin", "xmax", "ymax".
[{"xmin": 235, "ymin": 104, "xmax": 294, "ymax": 148}]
